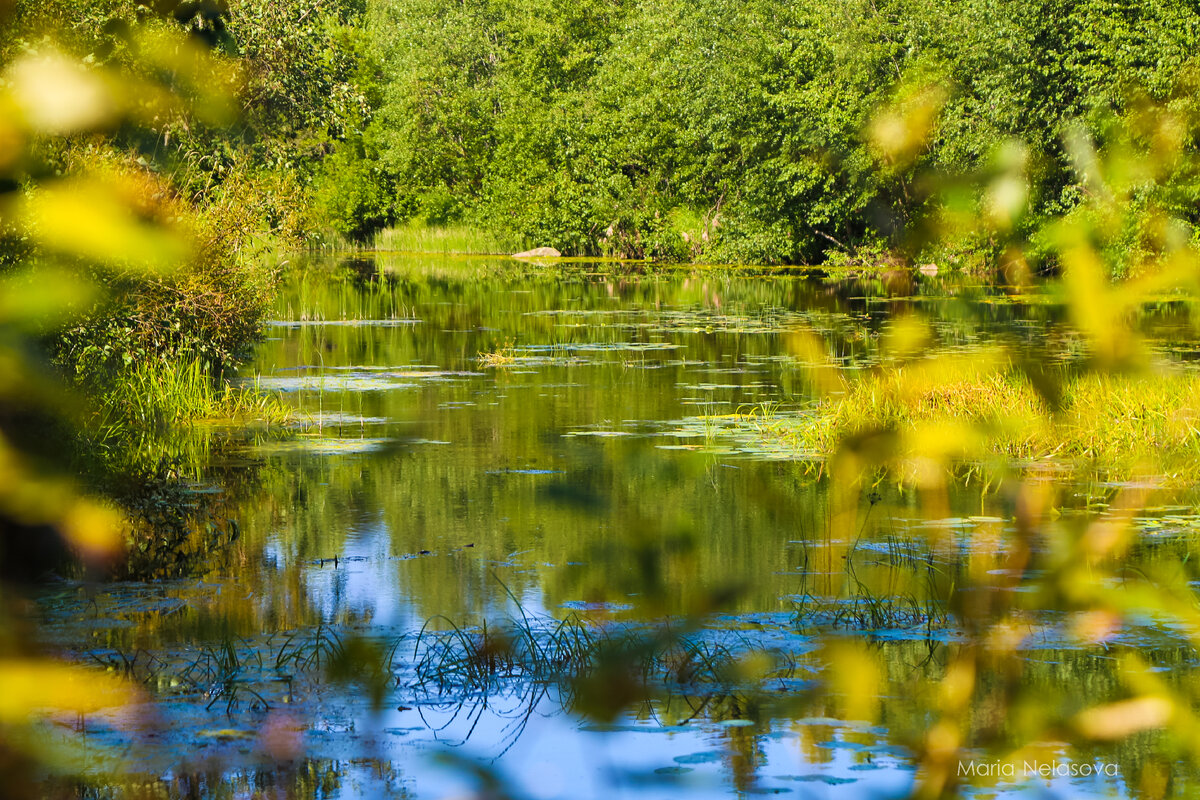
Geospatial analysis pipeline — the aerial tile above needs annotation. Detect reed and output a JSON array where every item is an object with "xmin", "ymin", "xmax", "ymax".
[{"xmin": 97, "ymin": 358, "xmax": 292, "ymax": 435}]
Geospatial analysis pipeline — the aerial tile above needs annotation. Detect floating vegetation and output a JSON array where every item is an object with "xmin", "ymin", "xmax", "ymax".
[
  {"xmin": 563, "ymin": 429, "xmax": 638, "ymax": 438},
  {"xmin": 524, "ymin": 307, "xmax": 831, "ymax": 338},
  {"xmin": 478, "ymin": 348, "xmax": 517, "ymax": 367},
  {"xmin": 560, "ymin": 601, "xmax": 633, "ymax": 612},
  {"xmin": 252, "ymin": 375, "xmax": 419, "ymax": 393},
  {"xmin": 290, "ymin": 411, "xmax": 389, "ymax": 428},
  {"xmin": 653, "ymin": 409, "xmax": 824, "ymax": 460},
  {"xmin": 253, "ymin": 370, "xmax": 475, "ymax": 392},
  {"xmin": 249, "ymin": 437, "xmax": 392, "ymax": 456},
  {"xmin": 479, "ymin": 340, "xmax": 689, "ymax": 370},
  {"xmin": 775, "ymin": 774, "xmax": 858, "ymax": 785},
  {"xmin": 267, "ymin": 319, "xmax": 421, "ymax": 328}
]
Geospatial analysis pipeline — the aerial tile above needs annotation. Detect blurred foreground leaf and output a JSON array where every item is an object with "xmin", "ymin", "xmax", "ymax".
[{"xmin": 0, "ymin": 660, "xmax": 134, "ymax": 721}]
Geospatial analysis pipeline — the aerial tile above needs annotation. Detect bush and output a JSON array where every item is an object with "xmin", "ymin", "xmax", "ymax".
[
  {"xmin": 311, "ymin": 140, "xmax": 394, "ymax": 242},
  {"xmin": 53, "ymin": 158, "xmax": 278, "ymax": 385}
]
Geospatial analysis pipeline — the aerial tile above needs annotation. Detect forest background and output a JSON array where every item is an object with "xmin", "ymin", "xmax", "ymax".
[{"xmin": 10, "ymin": 0, "xmax": 1200, "ymax": 268}]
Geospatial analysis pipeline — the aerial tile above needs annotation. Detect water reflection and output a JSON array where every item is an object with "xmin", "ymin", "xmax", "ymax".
[{"xmin": 36, "ymin": 253, "xmax": 1200, "ymax": 797}]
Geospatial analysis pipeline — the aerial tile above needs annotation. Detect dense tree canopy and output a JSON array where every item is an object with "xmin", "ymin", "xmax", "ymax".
[{"xmin": 348, "ymin": 0, "xmax": 1200, "ymax": 265}]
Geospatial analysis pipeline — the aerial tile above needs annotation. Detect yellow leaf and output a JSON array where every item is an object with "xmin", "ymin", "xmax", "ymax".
[
  {"xmin": 4, "ymin": 51, "xmax": 114, "ymax": 135},
  {"xmin": 868, "ymin": 85, "xmax": 947, "ymax": 167},
  {"xmin": 61, "ymin": 500, "xmax": 124, "ymax": 559},
  {"xmin": 823, "ymin": 641, "xmax": 881, "ymax": 722},
  {"xmin": 0, "ymin": 660, "xmax": 133, "ymax": 721},
  {"xmin": 1075, "ymin": 696, "xmax": 1173, "ymax": 740},
  {"xmin": 0, "ymin": 96, "xmax": 22, "ymax": 172},
  {"xmin": 883, "ymin": 315, "xmax": 931, "ymax": 359},
  {"xmin": 19, "ymin": 180, "xmax": 189, "ymax": 273},
  {"xmin": 0, "ymin": 266, "xmax": 97, "ymax": 327}
]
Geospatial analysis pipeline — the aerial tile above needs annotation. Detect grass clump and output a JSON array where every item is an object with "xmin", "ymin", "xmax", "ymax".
[
  {"xmin": 409, "ymin": 610, "xmax": 796, "ymax": 705},
  {"xmin": 792, "ymin": 539, "xmax": 952, "ymax": 641},
  {"xmin": 95, "ymin": 359, "xmax": 291, "ymax": 436},
  {"xmin": 375, "ymin": 222, "xmax": 526, "ymax": 255},
  {"xmin": 477, "ymin": 342, "xmax": 518, "ymax": 368},
  {"xmin": 1057, "ymin": 372, "xmax": 1200, "ymax": 462},
  {"xmin": 765, "ymin": 359, "xmax": 1200, "ymax": 477}
]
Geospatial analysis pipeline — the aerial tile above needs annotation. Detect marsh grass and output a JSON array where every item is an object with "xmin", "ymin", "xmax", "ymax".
[
  {"xmin": 89, "ymin": 607, "xmax": 800, "ymax": 737},
  {"xmin": 788, "ymin": 514, "xmax": 954, "ymax": 642},
  {"xmin": 409, "ymin": 611, "xmax": 796, "ymax": 701},
  {"xmin": 92, "ymin": 635, "xmax": 278, "ymax": 713},
  {"xmin": 97, "ymin": 359, "xmax": 292, "ymax": 436},
  {"xmin": 275, "ymin": 623, "xmax": 347, "ymax": 673},
  {"xmin": 477, "ymin": 341, "xmax": 518, "ymax": 368},
  {"xmin": 89, "ymin": 647, "xmax": 176, "ymax": 690},
  {"xmin": 757, "ymin": 366, "xmax": 1200, "ymax": 478},
  {"xmin": 412, "ymin": 613, "xmax": 599, "ymax": 691},
  {"xmin": 194, "ymin": 638, "xmax": 273, "ymax": 714},
  {"xmin": 92, "ymin": 627, "xmax": 377, "ymax": 717},
  {"xmin": 793, "ymin": 561, "xmax": 952, "ymax": 636},
  {"xmin": 375, "ymin": 223, "xmax": 525, "ymax": 255}
]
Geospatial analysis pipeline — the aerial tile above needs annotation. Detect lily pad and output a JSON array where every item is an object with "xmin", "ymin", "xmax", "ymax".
[
  {"xmin": 674, "ymin": 751, "xmax": 725, "ymax": 764},
  {"xmin": 776, "ymin": 775, "xmax": 858, "ymax": 785},
  {"xmin": 654, "ymin": 766, "xmax": 694, "ymax": 775},
  {"xmin": 197, "ymin": 729, "xmax": 256, "ymax": 741}
]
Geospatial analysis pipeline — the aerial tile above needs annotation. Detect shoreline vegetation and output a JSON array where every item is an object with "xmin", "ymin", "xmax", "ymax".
[
  {"xmin": 373, "ymin": 222, "xmax": 526, "ymax": 256},
  {"xmin": 753, "ymin": 365, "xmax": 1200, "ymax": 483},
  {"xmin": 345, "ymin": 0, "xmax": 1200, "ymax": 271},
  {"xmin": 0, "ymin": 1, "xmax": 337, "ymax": 582}
]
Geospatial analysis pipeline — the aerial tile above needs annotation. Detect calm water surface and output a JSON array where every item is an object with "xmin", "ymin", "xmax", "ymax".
[{"xmin": 37, "ymin": 254, "xmax": 1200, "ymax": 798}]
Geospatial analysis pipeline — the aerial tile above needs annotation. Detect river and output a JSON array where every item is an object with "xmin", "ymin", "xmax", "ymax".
[{"xmin": 35, "ymin": 252, "xmax": 1200, "ymax": 798}]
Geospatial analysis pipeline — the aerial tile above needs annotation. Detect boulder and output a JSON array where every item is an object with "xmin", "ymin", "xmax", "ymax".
[{"xmin": 513, "ymin": 247, "xmax": 562, "ymax": 258}]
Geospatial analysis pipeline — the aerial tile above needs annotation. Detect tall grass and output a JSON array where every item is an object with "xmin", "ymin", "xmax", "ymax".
[
  {"xmin": 762, "ymin": 366, "xmax": 1200, "ymax": 476},
  {"xmin": 374, "ymin": 222, "xmax": 526, "ymax": 255},
  {"xmin": 98, "ymin": 358, "xmax": 291, "ymax": 436}
]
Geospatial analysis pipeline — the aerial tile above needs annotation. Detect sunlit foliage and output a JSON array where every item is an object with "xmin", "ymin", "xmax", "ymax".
[
  {"xmin": 0, "ymin": 2, "xmax": 303, "ymax": 785},
  {"xmin": 358, "ymin": 0, "xmax": 1200, "ymax": 265}
]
